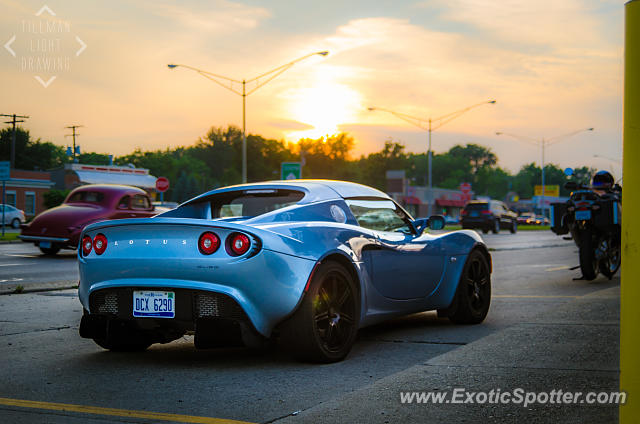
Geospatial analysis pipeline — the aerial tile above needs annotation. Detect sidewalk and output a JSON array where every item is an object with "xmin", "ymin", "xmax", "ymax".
[{"xmin": 276, "ymin": 286, "xmax": 620, "ymax": 424}]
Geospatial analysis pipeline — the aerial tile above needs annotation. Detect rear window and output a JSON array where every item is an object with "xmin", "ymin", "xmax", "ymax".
[
  {"xmin": 465, "ymin": 203, "xmax": 488, "ymax": 211},
  {"xmin": 66, "ymin": 191, "xmax": 105, "ymax": 204},
  {"xmin": 210, "ymin": 189, "xmax": 305, "ymax": 218}
]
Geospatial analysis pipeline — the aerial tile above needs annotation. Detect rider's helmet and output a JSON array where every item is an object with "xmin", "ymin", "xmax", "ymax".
[{"xmin": 592, "ymin": 170, "xmax": 614, "ymax": 190}]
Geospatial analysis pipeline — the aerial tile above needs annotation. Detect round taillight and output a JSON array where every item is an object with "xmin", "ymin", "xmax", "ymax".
[
  {"xmin": 198, "ymin": 232, "xmax": 220, "ymax": 255},
  {"xmin": 81, "ymin": 235, "xmax": 93, "ymax": 256},
  {"xmin": 93, "ymin": 234, "xmax": 108, "ymax": 255},
  {"xmin": 228, "ymin": 233, "xmax": 250, "ymax": 256}
]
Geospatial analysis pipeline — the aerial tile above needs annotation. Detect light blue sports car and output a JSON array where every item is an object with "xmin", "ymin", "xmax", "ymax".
[{"xmin": 78, "ymin": 180, "xmax": 492, "ymax": 362}]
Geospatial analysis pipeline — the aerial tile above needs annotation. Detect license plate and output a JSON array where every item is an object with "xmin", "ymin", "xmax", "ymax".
[
  {"xmin": 40, "ymin": 241, "xmax": 51, "ymax": 249},
  {"xmin": 575, "ymin": 210, "xmax": 592, "ymax": 221},
  {"xmin": 470, "ymin": 211, "xmax": 479, "ymax": 217},
  {"xmin": 133, "ymin": 291, "xmax": 175, "ymax": 318}
]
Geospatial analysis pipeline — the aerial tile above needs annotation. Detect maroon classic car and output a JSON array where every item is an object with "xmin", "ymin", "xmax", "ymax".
[{"xmin": 19, "ymin": 184, "xmax": 160, "ymax": 255}]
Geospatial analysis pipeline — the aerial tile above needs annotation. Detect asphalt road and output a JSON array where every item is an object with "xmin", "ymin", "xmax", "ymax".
[{"xmin": 0, "ymin": 231, "xmax": 621, "ymax": 423}]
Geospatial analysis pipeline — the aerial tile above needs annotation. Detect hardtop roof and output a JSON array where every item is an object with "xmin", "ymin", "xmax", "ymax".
[{"xmin": 184, "ymin": 179, "xmax": 390, "ymax": 206}]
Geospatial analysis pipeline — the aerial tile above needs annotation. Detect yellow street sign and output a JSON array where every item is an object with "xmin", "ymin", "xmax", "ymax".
[{"xmin": 534, "ymin": 185, "xmax": 560, "ymax": 197}]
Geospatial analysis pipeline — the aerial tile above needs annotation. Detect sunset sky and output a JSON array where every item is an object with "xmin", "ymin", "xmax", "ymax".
[{"xmin": 0, "ymin": 0, "xmax": 624, "ymax": 176}]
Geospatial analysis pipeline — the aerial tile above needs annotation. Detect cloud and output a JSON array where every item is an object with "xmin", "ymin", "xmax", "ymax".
[{"xmin": 148, "ymin": 0, "xmax": 271, "ymax": 33}]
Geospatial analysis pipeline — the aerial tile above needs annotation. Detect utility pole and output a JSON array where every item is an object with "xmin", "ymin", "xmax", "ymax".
[
  {"xmin": 65, "ymin": 125, "xmax": 83, "ymax": 163},
  {"xmin": 1, "ymin": 114, "xmax": 29, "ymax": 169}
]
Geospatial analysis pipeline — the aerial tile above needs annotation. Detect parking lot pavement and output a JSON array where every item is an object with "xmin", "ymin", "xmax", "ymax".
[{"xmin": 276, "ymin": 286, "xmax": 621, "ymax": 424}]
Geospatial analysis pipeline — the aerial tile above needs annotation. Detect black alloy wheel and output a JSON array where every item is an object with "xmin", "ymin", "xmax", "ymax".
[
  {"xmin": 281, "ymin": 261, "xmax": 359, "ymax": 363},
  {"xmin": 448, "ymin": 249, "xmax": 492, "ymax": 324}
]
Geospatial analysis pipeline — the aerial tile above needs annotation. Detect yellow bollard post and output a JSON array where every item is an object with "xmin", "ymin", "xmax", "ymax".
[{"xmin": 622, "ymin": 1, "xmax": 640, "ymax": 422}]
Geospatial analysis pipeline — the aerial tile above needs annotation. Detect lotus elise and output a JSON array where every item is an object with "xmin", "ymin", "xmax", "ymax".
[{"xmin": 78, "ymin": 180, "xmax": 492, "ymax": 362}]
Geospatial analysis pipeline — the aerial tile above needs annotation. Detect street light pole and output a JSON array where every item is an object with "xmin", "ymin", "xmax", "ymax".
[
  {"xmin": 369, "ymin": 100, "xmax": 496, "ymax": 216},
  {"xmin": 168, "ymin": 51, "xmax": 329, "ymax": 183},
  {"xmin": 496, "ymin": 127, "xmax": 594, "ymax": 216}
]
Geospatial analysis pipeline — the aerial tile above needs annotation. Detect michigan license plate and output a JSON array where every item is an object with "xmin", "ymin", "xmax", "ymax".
[
  {"xmin": 133, "ymin": 291, "xmax": 175, "ymax": 318},
  {"xmin": 575, "ymin": 210, "xmax": 591, "ymax": 221}
]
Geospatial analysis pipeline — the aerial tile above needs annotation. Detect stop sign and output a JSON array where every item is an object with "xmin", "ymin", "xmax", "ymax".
[
  {"xmin": 459, "ymin": 182, "xmax": 472, "ymax": 194},
  {"xmin": 155, "ymin": 177, "xmax": 170, "ymax": 192}
]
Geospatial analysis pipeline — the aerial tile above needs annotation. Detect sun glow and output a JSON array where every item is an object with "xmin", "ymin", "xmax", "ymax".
[{"xmin": 284, "ymin": 72, "xmax": 362, "ymax": 141}]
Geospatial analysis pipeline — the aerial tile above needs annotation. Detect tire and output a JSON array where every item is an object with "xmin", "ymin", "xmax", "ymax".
[
  {"xmin": 482, "ymin": 227, "xmax": 489, "ymax": 234},
  {"xmin": 510, "ymin": 220, "xmax": 517, "ymax": 234},
  {"xmin": 39, "ymin": 245, "xmax": 60, "ymax": 255},
  {"xmin": 492, "ymin": 219, "xmax": 500, "ymax": 234},
  {"xmin": 93, "ymin": 338, "xmax": 152, "ymax": 352},
  {"xmin": 281, "ymin": 261, "xmax": 359, "ymax": 363},
  {"xmin": 578, "ymin": 232, "xmax": 597, "ymax": 281},
  {"xmin": 448, "ymin": 250, "xmax": 491, "ymax": 324},
  {"xmin": 598, "ymin": 237, "xmax": 621, "ymax": 279},
  {"xmin": 11, "ymin": 218, "xmax": 20, "ymax": 229}
]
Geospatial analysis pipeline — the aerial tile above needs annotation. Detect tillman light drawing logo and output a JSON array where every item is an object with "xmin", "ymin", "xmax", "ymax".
[{"xmin": 3, "ymin": 4, "xmax": 86, "ymax": 88}]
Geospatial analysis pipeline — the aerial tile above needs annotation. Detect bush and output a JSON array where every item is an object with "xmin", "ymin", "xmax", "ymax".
[{"xmin": 43, "ymin": 189, "xmax": 70, "ymax": 209}]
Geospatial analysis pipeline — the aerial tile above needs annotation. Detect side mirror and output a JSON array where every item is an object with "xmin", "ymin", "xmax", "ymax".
[
  {"xmin": 428, "ymin": 215, "xmax": 445, "ymax": 231},
  {"xmin": 564, "ymin": 181, "xmax": 578, "ymax": 191},
  {"xmin": 412, "ymin": 215, "xmax": 446, "ymax": 235}
]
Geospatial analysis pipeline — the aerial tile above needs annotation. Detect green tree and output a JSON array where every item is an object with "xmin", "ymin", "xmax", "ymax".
[
  {"xmin": 78, "ymin": 152, "xmax": 111, "ymax": 165},
  {"xmin": 357, "ymin": 140, "xmax": 409, "ymax": 190},
  {"xmin": 0, "ymin": 127, "xmax": 66, "ymax": 170}
]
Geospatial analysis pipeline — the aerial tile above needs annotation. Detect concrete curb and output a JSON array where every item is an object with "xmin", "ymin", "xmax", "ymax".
[{"xmin": 0, "ymin": 280, "xmax": 77, "ymax": 295}]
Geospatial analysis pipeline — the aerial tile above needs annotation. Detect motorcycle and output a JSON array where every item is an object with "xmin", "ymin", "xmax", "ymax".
[{"xmin": 550, "ymin": 172, "xmax": 622, "ymax": 281}]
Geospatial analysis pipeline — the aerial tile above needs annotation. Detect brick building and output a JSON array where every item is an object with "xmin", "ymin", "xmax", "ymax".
[{"xmin": 1, "ymin": 169, "xmax": 55, "ymax": 217}]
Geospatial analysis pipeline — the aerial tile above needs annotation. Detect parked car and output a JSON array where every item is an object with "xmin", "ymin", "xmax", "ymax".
[
  {"xmin": 1, "ymin": 204, "xmax": 26, "ymax": 229},
  {"xmin": 517, "ymin": 212, "xmax": 536, "ymax": 225},
  {"xmin": 78, "ymin": 180, "xmax": 492, "ymax": 362},
  {"xmin": 535, "ymin": 215, "xmax": 550, "ymax": 226},
  {"xmin": 460, "ymin": 200, "xmax": 517, "ymax": 234},
  {"xmin": 517, "ymin": 212, "xmax": 549, "ymax": 225},
  {"xmin": 19, "ymin": 184, "xmax": 158, "ymax": 255}
]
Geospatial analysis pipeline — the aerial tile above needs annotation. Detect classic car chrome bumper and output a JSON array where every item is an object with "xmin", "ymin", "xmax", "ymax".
[{"xmin": 18, "ymin": 235, "xmax": 70, "ymax": 243}]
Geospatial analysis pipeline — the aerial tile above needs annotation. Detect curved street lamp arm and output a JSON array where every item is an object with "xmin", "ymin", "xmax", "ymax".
[
  {"xmin": 546, "ymin": 127, "xmax": 594, "ymax": 146},
  {"xmin": 370, "ymin": 100, "xmax": 495, "ymax": 132},
  {"xmin": 244, "ymin": 51, "xmax": 328, "ymax": 95},
  {"xmin": 168, "ymin": 64, "xmax": 244, "ymax": 96},
  {"xmin": 495, "ymin": 131, "xmax": 540, "ymax": 147},
  {"xmin": 431, "ymin": 100, "xmax": 496, "ymax": 131},
  {"xmin": 367, "ymin": 107, "xmax": 429, "ymax": 130}
]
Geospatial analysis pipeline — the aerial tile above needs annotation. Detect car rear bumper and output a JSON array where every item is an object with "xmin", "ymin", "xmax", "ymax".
[
  {"xmin": 78, "ymin": 249, "xmax": 317, "ymax": 338},
  {"xmin": 461, "ymin": 218, "xmax": 491, "ymax": 227},
  {"xmin": 18, "ymin": 235, "xmax": 70, "ymax": 244}
]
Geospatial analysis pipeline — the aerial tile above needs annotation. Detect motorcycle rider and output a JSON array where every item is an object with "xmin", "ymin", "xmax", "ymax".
[{"xmin": 591, "ymin": 170, "xmax": 618, "ymax": 198}]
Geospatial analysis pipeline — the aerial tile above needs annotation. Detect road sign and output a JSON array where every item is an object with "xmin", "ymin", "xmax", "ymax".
[
  {"xmin": 459, "ymin": 182, "xmax": 472, "ymax": 194},
  {"xmin": 281, "ymin": 162, "xmax": 301, "ymax": 180},
  {"xmin": 534, "ymin": 185, "xmax": 559, "ymax": 197},
  {"xmin": 155, "ymin": 177, "xmax": 170, "ymax": 192},
  {"xmin": 0, "ymin": 161, "xmax": 9, "ymax": 181}
]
